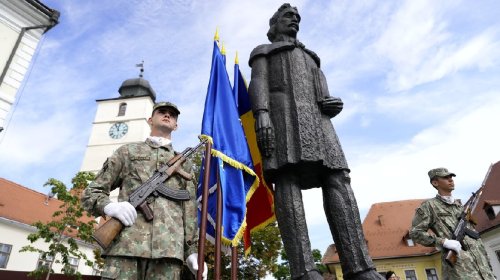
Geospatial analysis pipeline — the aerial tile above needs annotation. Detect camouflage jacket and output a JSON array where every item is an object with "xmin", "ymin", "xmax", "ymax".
[
  {"xmin": 410, "ymin": 195, "xmax": 495, "ymax": 280},
  {"xmin": 81, "ymin": 139, "xmax": 198, "ymax": 261}
]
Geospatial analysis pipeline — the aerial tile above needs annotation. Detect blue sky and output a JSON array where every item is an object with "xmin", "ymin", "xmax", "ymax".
[{"xmin": 1, "ymin": 0, "xmax": 500, "ymax": 265}]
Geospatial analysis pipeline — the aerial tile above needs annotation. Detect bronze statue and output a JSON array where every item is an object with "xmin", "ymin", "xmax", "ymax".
[{"xmin": 248, "ymin": 4, "xmax": 384, "ymax": 280}]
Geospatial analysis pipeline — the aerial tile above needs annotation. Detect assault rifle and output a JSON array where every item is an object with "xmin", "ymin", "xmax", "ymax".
[
  {"xmin": 93, "ymin": 139, "xmax": 206, "ymax": 249},
  {"xmin": 444, "ymin": 188, "xmax": 483, "ymax": 266}
]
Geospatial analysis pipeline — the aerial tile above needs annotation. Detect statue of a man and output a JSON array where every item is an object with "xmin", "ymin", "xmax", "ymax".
[{"xmin": 248, "ymin": 4, "xmax": 384, "ymax": 280}]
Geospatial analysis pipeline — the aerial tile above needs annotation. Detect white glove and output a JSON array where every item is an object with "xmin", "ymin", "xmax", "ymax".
[
  {"xmin": 186, "ymin": 253, "xmax": 207, "ymax": 280},
  {"xmin": 443, "ymin": 239, "xmax": 462, "ymax": 255},
  {"xmin": 104, "ymin": 202, "xmax": 137, "ymax": 226}
]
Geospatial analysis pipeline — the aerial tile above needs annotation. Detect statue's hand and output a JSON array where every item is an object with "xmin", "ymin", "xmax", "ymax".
[
  {"xmin": 320, "ymin": 96, "xmax": 343, "ymax": 118},
  {"xmin": 255, "ymin": 111, "xmax": 275, "ymax": 157}
]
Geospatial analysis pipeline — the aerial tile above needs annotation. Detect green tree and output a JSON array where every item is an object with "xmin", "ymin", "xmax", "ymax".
[
  {"xmin": 312, "ymin": 248, "xmax": 327, "ymax": 274},
  {"xmin": 20, "ymin": 172, "xmax": 103, "ymax": 280},
  {"xmin": 272, "ymin": 249, "xmax": 289, "ymax": 280}
]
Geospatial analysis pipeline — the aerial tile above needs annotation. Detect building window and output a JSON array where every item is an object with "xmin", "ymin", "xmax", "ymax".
[
  {"xmin": 425, "ymin": 268, "xmax": 438, "ymax": 280},
  {"xmin": 405, "ymin": 269, "xmax": 417, "ymax": 280},
  {"xmin": 404, "ymin": 231, "xmax": 415, "ymax": 247},
  {"xmin": 37, "ymin": 254, "xmax": 54, "ymax": 270},
  {"xmin": 118, "ymin": 103, "xmax": 127, "ymax": 116},
  {"xmin": 67, "ymin": 257, "xmax": 79, "ymax": 273},
  {"xmin": 0, "ymin": 243, "xmax": 13, "ymax": 268},
  {"xmin": 406, "ymin": 238, "xmax": 415, "ymax": 246}
]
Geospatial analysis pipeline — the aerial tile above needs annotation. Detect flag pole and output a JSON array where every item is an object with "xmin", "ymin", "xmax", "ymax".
[
  {"xmin": 231, "ymin": 245, "xmax": 238, "ymax": 279},
  {"xmin": 214, "ymin": 166, "xmax": 223, "ymax": 279},
  {"xmin": 231, "ymin": 53, "xmax": 240, "ymax": 279},
  {"xmin": 197, "ymin": 140, "xmax": 212, "ymax": 280}
]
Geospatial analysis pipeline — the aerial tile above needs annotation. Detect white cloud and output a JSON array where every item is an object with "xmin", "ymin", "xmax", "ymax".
[
  {"xmin": 0, "ymin": 111, "xmax": 88, "ymax": 165},
  {"xmin": 371, "ymin": 0, "xmax": 500, "ymax": 92},
  {"xmin": 351, "ymin": 92, "xmax": 500, "ymax": 207},
  {"xmin": 303, "ymin": 90, "xmax": 500, "ymax": 252}
]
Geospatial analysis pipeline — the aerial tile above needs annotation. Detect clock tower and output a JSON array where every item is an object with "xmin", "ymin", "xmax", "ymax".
[{"xmin": 80, "ymin": 71, "xmax": 156, "ymax": 174}]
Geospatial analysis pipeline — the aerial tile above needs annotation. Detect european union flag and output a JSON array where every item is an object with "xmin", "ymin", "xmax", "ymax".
[{"xmin": 198, "ymin": 41, "xmax": 258, "ymax": 247}]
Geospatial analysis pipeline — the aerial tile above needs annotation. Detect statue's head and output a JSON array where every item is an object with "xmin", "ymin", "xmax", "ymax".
[{"xmin": 267, "ymin": 3, "xmax": 301, "ymax": 42}]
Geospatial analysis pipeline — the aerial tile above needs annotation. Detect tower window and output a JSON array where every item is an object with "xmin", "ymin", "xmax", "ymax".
[{"xmin": 118, "ymin": 103, "xmax": 127, "ymax": 116}]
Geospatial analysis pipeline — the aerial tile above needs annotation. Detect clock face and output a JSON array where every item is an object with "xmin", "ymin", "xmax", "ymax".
[{"xmin": 109, "ymin": 122, "xmax": 128, "ymax": 139}]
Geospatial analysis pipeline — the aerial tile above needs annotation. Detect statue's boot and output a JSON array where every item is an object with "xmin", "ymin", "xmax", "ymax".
[
  {"xmin": 274, "ymin": 173, "xmax": 319, "ymax": 279},
  {"xmin": 322, "ymin": 171, "xmax": 383, "ymax": 280},
  {"xmin": 297, "ymin": 270, "xmax": 323, "ymax": 280}
]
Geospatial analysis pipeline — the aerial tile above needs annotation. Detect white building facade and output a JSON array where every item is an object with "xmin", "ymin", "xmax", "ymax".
[
  {"xmin": 0, "ymin": 217, "xmax": 99, "ymax": 275},
  {"xmin": 0, "ymin": 178, "xmax": 100, "ymax": 276},
  {"xmin": 0, "ymin": 0, "xmax": 59, "ymax": 133}
]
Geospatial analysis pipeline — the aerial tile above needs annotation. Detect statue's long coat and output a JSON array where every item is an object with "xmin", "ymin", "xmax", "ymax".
[{"xmin": 248, "ymin": 41, "xmax": 348, "ymax": 187}]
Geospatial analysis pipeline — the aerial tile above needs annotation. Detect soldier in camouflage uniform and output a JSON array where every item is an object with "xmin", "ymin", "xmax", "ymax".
[
  {"xmin": 82, "ymin": 102, "xmax": 207, "ymax": 280},
  {"xmin": 410, "ymin": 167, "xmax": 495, "ymax": 280}
]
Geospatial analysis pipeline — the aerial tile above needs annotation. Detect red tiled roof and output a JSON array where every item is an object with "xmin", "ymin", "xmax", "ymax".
[
  {"xmin": 0, "ymin": 177, "xmax": 95, "ymax": 236},
  {"xmin": 472, "ymin": 161, "xmax": 500, "ymax": 233},
  {"xmin": 323, "ymin": 199, "xmax": 438, "ymax": 264}
]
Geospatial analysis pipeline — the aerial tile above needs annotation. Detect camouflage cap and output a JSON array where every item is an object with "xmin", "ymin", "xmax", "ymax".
[
  {"xmin": 152, "ymin": 101, "xmax": 180, "ymax": 115},
  {"xmin": 428, "ymin": 167, "xmax": 456, "ymax": 180}
]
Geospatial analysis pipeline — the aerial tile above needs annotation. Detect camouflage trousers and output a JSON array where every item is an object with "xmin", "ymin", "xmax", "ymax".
[{"xmin": 101, "ymin": 256, "xmax": 183, "ymax": 280}]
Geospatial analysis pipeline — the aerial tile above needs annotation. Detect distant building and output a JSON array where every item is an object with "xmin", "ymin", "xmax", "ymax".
[
  {"xmin": 0, "ymin": 0, "xmax": 59, "ymax": 133},
  {"xmin": 80, "ymin": 74, "xmax": 157, "ymax": 174},
  {"xmin": 471, "ymin": 161, "xmax": 500, "ymax": 279},
  {"xmin": 322, "ymin": 199, "xmax": 441, "ymax": 279},
  {"xmin": 0, "ymin": 177, "xmax": 100, "ymax": 275}
]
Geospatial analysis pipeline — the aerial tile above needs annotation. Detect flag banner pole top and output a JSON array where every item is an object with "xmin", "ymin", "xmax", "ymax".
[
  {"xmin": 221, "ymin": 41, "xmax": 226, "ymax": 56},
  {"xmin": 214, "ymin": 28, "xmax": 220, "ymax": 42}
]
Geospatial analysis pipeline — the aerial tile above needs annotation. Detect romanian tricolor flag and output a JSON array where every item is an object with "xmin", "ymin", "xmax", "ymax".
[
  {"xmin": 233, "ymin": 56, "xmax": 276, "ymax": 255},
  {"xmin": 198, "ymin": 37, "xmax": 259, "ymax": 247}
]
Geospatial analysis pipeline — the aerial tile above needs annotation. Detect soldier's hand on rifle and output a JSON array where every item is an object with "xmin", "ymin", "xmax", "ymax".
[
  {"xmin": 186, "ymin": 253, "xmax": 208, "ymax": 280},
  {"xmin": 320, "ymin": 96, "xmax": 343, "ymax": 118},
  {"xmin": 104, "ymin": 201, "xmax": 137, "ymax": 226},
  {"xmin": 255, "ymin": 110, "xmax": 275, "ymax": 157},
  {"xmin": 443, "ymin": 239, "xmax": 462, "ymax": 256}
]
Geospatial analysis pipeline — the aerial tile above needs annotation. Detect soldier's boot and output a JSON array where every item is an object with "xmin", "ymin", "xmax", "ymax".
[
  {"xmin": 322, "ymin": 171, "xmax": 383, "ymax": 279},
  {"xmin": 274, "ymin": 173, "xmax": 320, "ymax": 280}
]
